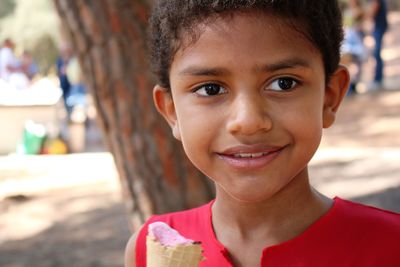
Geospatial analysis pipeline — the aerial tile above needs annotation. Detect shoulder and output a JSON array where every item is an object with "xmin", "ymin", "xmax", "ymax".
[
  {"xmin": 336, "ymin": 198, "xmax": 400, "ymax": 240},
  {"xmin": 124, "ymin": 224, "xmax": 145, "ymax": 267},
  {"xmin": 309, "ymin": 198, "xmax": 400, "ymax": 263},
  {"xmin": 338, "ymin": 198, "xmax": 399, "ymax": 223},
  {"xmin": 337, "ymin": 199, "xmax": 400, "ymax": 263}
]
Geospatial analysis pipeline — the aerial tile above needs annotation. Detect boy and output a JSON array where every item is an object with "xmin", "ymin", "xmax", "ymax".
[{"xmin": 126, "ymin": 1, "xmax": 400, "ymax": 266}]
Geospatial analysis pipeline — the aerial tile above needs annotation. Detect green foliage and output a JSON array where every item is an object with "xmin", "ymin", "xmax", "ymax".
[
  {"xmin": 0, "ymin": 0, "xmax": 61, "ymax": 74},
  {"xmin": 0, "ymin": 0, "xmax": 16, "ymax": 19}
]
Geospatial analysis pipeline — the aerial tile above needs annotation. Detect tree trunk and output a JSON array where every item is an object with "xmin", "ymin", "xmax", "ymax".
[{"xmin": 54, "ymin": 0, "xmax": 214, "ymax": 230}]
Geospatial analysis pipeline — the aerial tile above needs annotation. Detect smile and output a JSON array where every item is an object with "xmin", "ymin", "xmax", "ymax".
[
  {"xmin": 217, "ymin": 145, "xmax": 285, "ymax": 170},
  {"xmin": 233, "ymin": 152, "xmax": 269, "ymax": 158}
]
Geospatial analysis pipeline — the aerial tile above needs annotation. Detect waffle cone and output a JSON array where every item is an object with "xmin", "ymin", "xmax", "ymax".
[{"xmin": 146, "ymin": 236, "xmax": 203, "ymax": 267}]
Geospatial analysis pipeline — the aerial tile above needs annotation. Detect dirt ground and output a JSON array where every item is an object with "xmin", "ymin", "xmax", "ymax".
[{"xmin": 1, "ymin": 12, "xmax": 400, "ymax": 267}]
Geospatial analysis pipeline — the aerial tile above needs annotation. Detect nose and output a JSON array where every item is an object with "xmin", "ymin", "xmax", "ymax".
[{"xmin": 226, "ymin": 93, "xmax": 272, "ymax": 136}]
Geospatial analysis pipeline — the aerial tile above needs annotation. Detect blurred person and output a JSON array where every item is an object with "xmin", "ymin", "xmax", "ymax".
[
  {"xmin": 368, "ymin": 0, "xmax": 388, "ymax": 90},
  {"xmin": 21, "ymin": 50, "xmax": 39, "ymax": 80},
  {"xmin": 0, "ymin": 39, "xmax": 22, "ymax": 82},
  {"xmin": 341, "ymin": 0, "xmax": 367, "ymax": 95},
  {"xmin": 0, "ymin": 39, "xmax": 31, "ymax": 90},
  {"xmin": 56, "ymin": 44, "xmax": 72, "ymax": 107},
  {"xmin": 66, "ymin": 56, "xmax": 87, "ymax": 123},
  {"xmin": 349, "ymin": 0, "xmax": 365, "ymax": 39}
]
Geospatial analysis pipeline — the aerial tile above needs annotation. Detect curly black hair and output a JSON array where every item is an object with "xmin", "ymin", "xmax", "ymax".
[{"xmin": 148, "ymin": 0, "xmax": 343, "ymax": 88}]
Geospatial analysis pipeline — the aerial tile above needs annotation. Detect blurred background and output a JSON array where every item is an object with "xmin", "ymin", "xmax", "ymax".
[{"xmin": 0, "ymin": 0, "xmax": 399, "ymax": 266}]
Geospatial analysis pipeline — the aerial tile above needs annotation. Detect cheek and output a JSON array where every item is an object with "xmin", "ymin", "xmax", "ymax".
[
  {"xmin": 280, "ymin": 100, "xmax": 322, "ymax": 122},
  {"xmin": 282, "ymin": 105, "xmax": 323, "ymax": 171},
  {"xmin": 175, "ymin": 97, "xmax": 222, "ymax": 142},
  {"xmin": 295, "ymin": 111, "xmax": 323, "ymax": 156},
  {"xmin": 279, "ymin": 100, "xmax": 324, "ymax": 143},
  {"xmin": 176, "ymin": 111, "xmax": 215, "ymax": 165},
  {"xmin": 180, "ymin": 129, "xmax": 213, "ymax": 178}
]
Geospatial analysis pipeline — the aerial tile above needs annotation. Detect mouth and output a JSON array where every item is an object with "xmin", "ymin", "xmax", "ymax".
[
  {"xmin": 216, "ymin": 145, "xmax": 285, "ymax": 170},
  {"xmin": 231, "ymin": 152, "xmax": 270, "ymax": 158}
]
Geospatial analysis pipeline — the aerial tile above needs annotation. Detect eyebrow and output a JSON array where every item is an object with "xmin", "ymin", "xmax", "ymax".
[
  {"xmin": 254, "ymin": 58, "xmax": 312, "ymax": 73},
  {"xmin": 178, "ymin": 57, "xmax": 311, "ymax": 77},
  {"xmin": 178, "ymin": 66, "xmax": 230, "ymax": 76}
]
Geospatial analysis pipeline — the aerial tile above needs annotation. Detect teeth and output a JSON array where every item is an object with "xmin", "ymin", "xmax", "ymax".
[{"xmin": 233, "ymin": 152, "xmax": 266, "ymax": 158}]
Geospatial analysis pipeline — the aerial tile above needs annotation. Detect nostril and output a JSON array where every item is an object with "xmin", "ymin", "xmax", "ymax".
[
  {"xmin": 226, "ymin": 95, "xmax": 273, "ymax": 135},
  {"xmin": 226, "ymin": 113, "xmax": 272, "ymax": 135}
]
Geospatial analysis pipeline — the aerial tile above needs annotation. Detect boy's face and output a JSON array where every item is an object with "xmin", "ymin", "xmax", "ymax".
[{"xmin": 154, "ymin": 12, "xmax": 348, "ymax": 203}]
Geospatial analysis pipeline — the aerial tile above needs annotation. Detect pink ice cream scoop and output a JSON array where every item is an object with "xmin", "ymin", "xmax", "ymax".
[
  {"xmin": 147, "ymin": 222, "xmax": 204, "ymax": 266},
  {"xmin": 148, "ymin": 221, "xmax": 194, "ymax": 246}
]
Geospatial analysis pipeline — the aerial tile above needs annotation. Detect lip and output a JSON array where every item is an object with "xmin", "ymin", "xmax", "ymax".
[{"xmin": 216, "ymin": 144, "xmax": 285, "ymax": 170}]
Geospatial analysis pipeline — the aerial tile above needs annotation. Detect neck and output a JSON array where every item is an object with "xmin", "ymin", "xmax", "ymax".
[{"xmin": 211, "ymin": 168, "xmax": 332, "ymax": 246}]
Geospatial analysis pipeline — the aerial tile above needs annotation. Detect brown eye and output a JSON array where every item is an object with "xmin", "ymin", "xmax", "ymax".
[
  {"xmin": 205, "ymin": 84, "xmax": 221, "ymax": 95},
  {"xmin": 278, "ymin": 78, "xmax": 294, "ymax": 90},
  {"xmin": 269, "ymin": 77, "xmax": 298, "ymax": 91},
  {"xmin": 194, "ymin": 83, "xmax": 227, "ymax": 96}
]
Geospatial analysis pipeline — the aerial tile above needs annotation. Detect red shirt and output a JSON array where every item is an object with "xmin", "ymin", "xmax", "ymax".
[{"xmin": 136, "ymin": 197, "xmax": 400, "ymax": 266}]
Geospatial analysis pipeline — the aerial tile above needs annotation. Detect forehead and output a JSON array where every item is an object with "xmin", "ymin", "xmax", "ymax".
[
  {"xmin": 171, "ymin": 11, "xmax": 321, "ymax": 75},
  {"xmin": 178, "ymin": 10, "xmax": 315, "ymax": 52}
]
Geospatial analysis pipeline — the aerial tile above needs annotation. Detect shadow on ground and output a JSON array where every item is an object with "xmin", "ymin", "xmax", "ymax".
[
  {"xmin": 321, "ymin": 91, "xmax": 400, "ymax": 147},
  {"xmin": 0, "ymin": 203, "xmax": 130, "ymax": 267}
]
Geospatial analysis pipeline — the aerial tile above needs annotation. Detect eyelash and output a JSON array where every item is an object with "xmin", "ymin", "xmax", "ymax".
[
  {"xmin": 267, "ymin": 77, "xmax": 299, "ymax": 92},
  {"xmin": 192, "ymin": 77, "xmax": 300, "ymax": 97},
  {"xmin": 192, "ymin": 83, "xmax": 227, "ymax": 97}
]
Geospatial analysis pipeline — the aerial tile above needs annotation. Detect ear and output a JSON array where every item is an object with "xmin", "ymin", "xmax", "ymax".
[
  {"xmin": 323, "ymin": 65, "xmax": 350, "ymax": 128},
  {"xmin": 153, "ymin": 85, "xmax": 181, "ymax": 140}
]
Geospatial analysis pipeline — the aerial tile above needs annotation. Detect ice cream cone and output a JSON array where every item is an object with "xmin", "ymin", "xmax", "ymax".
[{"xmin": 146, "ymin": 235, "xmax": 203, "ymax": 267}]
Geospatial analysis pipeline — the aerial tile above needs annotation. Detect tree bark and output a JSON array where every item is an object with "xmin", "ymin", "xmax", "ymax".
[{"xmin": 54, "ymin": 0, "xmax": 214, "ymax": 230}]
